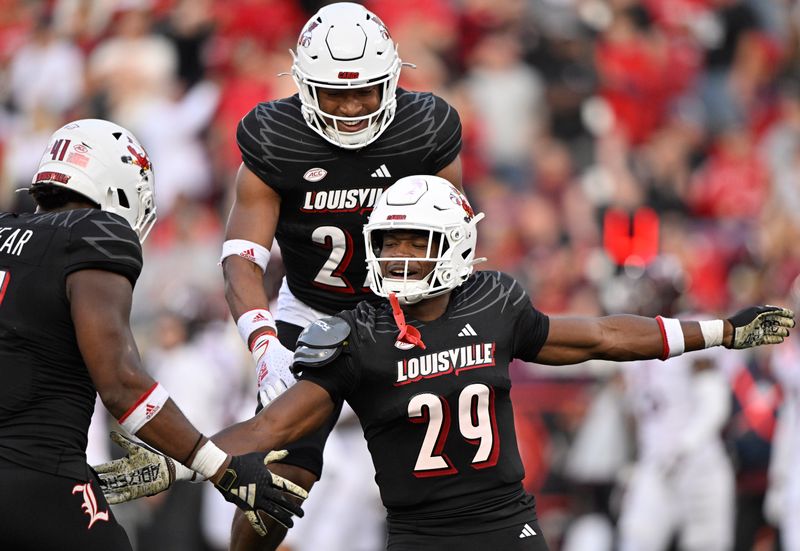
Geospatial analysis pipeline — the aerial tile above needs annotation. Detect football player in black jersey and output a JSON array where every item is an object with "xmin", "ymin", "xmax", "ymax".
[
  {"xmin": 218, "ymin": 2, "xmax": 463, "ymax": 548},
  {"xmin": 99, "ymin": 175, "xmax": 794, "ymax": 550},
  {"xmin": 0, "ymin": 119, "xmax": 306, "ymax": 550}
]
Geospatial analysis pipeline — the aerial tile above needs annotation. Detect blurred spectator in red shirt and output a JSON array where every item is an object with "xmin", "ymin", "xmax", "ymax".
[
  {"xmin": 688, "ymin": 126, "xmax": 769, "ymax": 220},
  {"xmin": 214, "ymin": 0, "xmax": 304, "ymax": 51},
  {"xmin": 595, "ymin": 5, "xmax": 697, "ymax": 145},
  {"xmin": 211, "ymin": 38, "xmax": 293, "ymax": 173}
]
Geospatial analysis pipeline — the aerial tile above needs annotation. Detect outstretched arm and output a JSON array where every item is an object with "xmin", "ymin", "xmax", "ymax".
[
  {"xmin": 536, "ymin": 306, "xmax": 794, "ymax": 365},
  {"xmin": 211, "ymin": 380, "xmax": 336, "ymax": 455},
  {"xmin": 536, "ymin": 315, "xmax": 712, "ymax": 365}
]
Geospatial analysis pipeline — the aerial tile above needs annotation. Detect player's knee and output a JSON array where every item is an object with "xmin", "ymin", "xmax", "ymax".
[{"xmin": 230, "ymin": 507, "xmax": 287, "ymax": 551}]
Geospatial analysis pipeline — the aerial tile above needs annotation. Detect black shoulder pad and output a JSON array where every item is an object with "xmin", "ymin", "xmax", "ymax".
[{"xmin": 292, "ymin": 317, "xmax": 351, "ymax": 373}]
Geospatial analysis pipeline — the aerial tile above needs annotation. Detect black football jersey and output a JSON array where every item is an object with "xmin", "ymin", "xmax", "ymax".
[
  {"xmin": 300, "ymin": 272, "xmax": 549, "ymax": 535},
  {"xmin": 0, "ymin": 209, "xmax": 142, "ymax": 479},
  {"xmin": 237, "ymin": 89, "xmax": 462, "ymax": 314}
]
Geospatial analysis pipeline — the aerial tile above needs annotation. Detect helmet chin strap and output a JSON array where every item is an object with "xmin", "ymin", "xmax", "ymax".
[
  {"xmin": 327, "ymin": 124, "xmax": 373, "ymax": 147},
  {"xmin": 381, "ymin": 275, "xmax": 431, "ymax": 305}
]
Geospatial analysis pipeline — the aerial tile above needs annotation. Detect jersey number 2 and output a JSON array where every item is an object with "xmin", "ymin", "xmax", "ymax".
[
  {"xmin": 407, "ymin": 383, "xmax": 499, "ymax": 477},
  {"xmin": 311, "ymin": 226, "xmax": 369, "ymax": 293}
]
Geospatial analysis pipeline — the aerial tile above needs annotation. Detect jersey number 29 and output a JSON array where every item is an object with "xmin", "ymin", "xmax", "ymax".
[{"xmin": 408, "ymin": 383, "xmax": 499, "ymax": 477}]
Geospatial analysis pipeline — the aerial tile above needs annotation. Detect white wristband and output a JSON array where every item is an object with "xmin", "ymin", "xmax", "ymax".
[
  {"xmin": 656, "ymin": 316, "xmax": 685, "ymax": 359},
  {"xmin": 189, "ymin": 440, "xmax": 228, "ymax": 480},
  {"xmin": 117, "ymin": 383, "xmax": 169, "ymax": 434},
  {"xmin": 220, "ymin": 239, "xmax": 271, "ymax": 272},
  {"xmin": 174, "ymin": 461, "xmax": 205, "ymax": 483},
  {"xmin": 237, "ymin": 309, "xmax": 277, "ymax": 348},
  {"xmin": 700, "ymin": 319, "xmax": 724, "ymax": 348}
]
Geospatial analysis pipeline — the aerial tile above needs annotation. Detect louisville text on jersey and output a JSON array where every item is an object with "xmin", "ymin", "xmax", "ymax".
[
  {"xmin": 301, "ymin": 188, "xmax": 384, "ymax": 214},
  {"xmin": 395, "ymin": 342, "xmax": 496, "ymax": 386}
]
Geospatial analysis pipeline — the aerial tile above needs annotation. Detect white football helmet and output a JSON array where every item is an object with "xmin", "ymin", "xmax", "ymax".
[
  {"xmin": 32, "ymin": 119, "xmax": 157, "ymax": 242},
  {"xmin": 291, "ymin": 2, "xmax": 402, "ymax": 149},
  {"xmin": 364, "ymin": 176, "xmax": 485, "ymax": 305}
]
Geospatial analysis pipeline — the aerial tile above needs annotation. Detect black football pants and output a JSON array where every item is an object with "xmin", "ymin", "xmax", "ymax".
[
  {"xmin": 0, "ymin": 463, "xmax": 132, "ymax": 551},
  {"xmin": 387, "ymin": 518, "xmax": 550, "ymax": 551}
]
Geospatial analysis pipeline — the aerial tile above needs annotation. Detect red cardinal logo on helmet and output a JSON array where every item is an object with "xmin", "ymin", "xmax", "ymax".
[
  {"xmin": 449, "ymin": 190, "xmax": 475, "ymax": 220},
  {"xmin": 122, "ymin": 143, "xmax": 152, "ymax": 178},
  {"xmin": 370, "ymin": 14, "xmax": 391, "ymax": 40},
  {"xmin": 127, "ymin": 145, "xmax": 151, "ymax": 171},
  {"xmin": 299, "ymin": 20, "xmax": 319, "ymax": 47}
]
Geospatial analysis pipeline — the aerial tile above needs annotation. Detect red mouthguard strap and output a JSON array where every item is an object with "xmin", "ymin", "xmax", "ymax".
[{"xmin": 389, "ymin": 293, "xmax": 426, "ymax": 350}]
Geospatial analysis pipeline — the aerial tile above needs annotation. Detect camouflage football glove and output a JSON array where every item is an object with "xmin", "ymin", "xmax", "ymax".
[
  {"xmin": 214, "ymin": 450, "xmax": 307, "ymax": 536},
  {"xmin": 726, "ymin": 306, "xmax": 795, "ymax": 349},
  {"xmin": 95, "ymin": 431, "xmax": 178, "ymax": 504}
]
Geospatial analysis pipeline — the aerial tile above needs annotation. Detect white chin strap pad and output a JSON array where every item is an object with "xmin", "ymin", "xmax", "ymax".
[{"xmin": 381, "ymin": 277, "xmax": 429, "ymax": 304}]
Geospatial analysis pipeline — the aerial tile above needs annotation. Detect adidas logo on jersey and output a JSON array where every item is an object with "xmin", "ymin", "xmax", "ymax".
[
  {"xmin": 395, "ymin": 342, "xmax": 496, "ymax": 385},
  {"xmin": 519, "ymin": 523, "xmax": 537, "ymax": 538},
  {"xmin": 458, "ymin": 324, "xmax": 477, "ymax": 337},
  {"xmin": 370, "ymin": 164, "xmax": 391, "ymax": 178}
]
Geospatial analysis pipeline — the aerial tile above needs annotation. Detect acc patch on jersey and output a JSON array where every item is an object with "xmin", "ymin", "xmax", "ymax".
[{"xmin": 303, "ymin": 168, "xmax": 327, "ymax": 182}]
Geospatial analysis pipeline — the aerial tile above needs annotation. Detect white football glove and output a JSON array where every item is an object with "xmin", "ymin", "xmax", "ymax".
[{"xmin": 253, "ymin": 333, "xmax": 297, "ymax": 407}]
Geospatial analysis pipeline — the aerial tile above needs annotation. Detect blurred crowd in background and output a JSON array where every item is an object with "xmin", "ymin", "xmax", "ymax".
[{"xmin": 2, "ymin": 0, "xmax": 800, "ymax": 550}]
